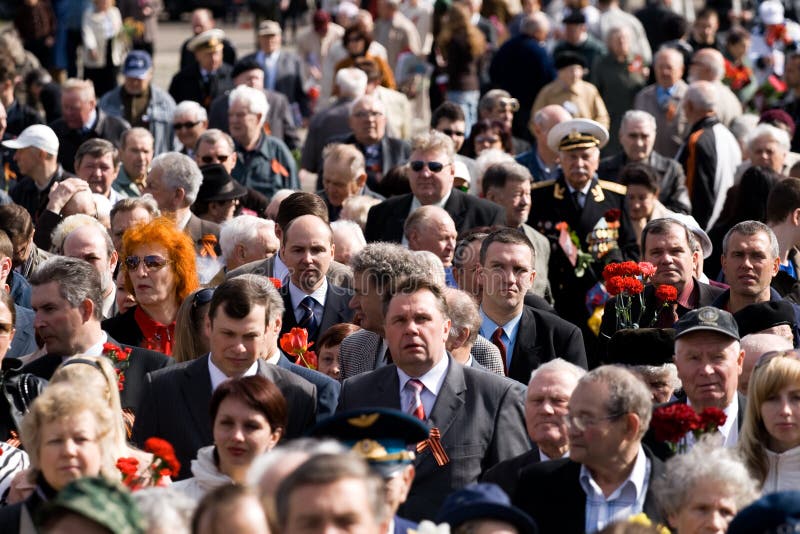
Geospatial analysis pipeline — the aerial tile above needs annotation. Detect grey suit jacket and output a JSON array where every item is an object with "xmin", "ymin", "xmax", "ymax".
[
  {"xmin": 337, "ymin": 357, "xmax": 529, "ymax": 521},
  {"xmin": 226, "ymin": 254, "xmax": 354, "ymax": 289},
  {"xmin": 132, "ymin": 355, "xmax": 317, "ymax": 480},
  {"xmin": 7, "ymin": 305, "xmax": 36, "ymax": 360}
]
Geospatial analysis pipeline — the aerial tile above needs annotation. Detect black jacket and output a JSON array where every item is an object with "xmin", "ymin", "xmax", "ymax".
[
  {"xmin": 0, "ymin": 358, "xmax": 47, "ymax": 443},
  {"xmin": 168, "ymin": 63, "xmax": 234, "ymax": 110},
  {"xmin": 49, "ymin": 110, "xmax": 130, "ymax": 173}
]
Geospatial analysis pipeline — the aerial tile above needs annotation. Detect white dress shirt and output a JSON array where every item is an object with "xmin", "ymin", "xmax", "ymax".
[
  {"xmin": 396, "ymin": 354, "xmax": 449, "ymax": 419},
  {"xmin": 207, "ymin": 355, "xmax": 258, "ymax": 392}
]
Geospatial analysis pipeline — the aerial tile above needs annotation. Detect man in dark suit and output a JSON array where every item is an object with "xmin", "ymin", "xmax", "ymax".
[
  {"xmin": 337, "ymin": 278, "xmax": 530, "ymax": 521},
  {"xmin": 143, "ymin": 152, "xmax": 220, "ymax": 257},
  {"xmin": 645, "ymin": 306, "xmax": 746, "ymax": 460},
  {"xmin": 22, "ymin": 257, "xmax": 170, "ymax": 414},
  {"xmin": 512, "ymin": 365, "xmax": 666, "ymax": 533},
  {"xmin": 133, "ymin": 276, "xmax": 318, "ymax": 479},
  {"xmin": 478, "ymin": 228, "xmax": 587, "ymax": 382},
  {"xmin": 277, "ymin": 214, "xmax": 354, "ymax": 347},
  {"xmin": 241, "ymin": 21, "xmax": 310, "ymax": 121},
  {"xmin": 481, "ymin": 358, "xmax": 586, "ymax": 496},
  {"xmin": 600, "ymin": 218, "xmax": 725, "ymax": 348},
  {"xmin": 364, "ymin": 130, "xmax": 504, "ymax": 243},
  {"xmin": 527, "ymin": 118, "xmax": 639, "ymax": 343},
  {"xmin": 169, "ymin": 29, "xmax": 234, "ymax": 110}
]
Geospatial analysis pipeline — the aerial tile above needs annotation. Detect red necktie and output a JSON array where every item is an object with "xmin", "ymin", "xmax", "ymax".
[
  {"xmin": 407, "ymin": 379, "xmax": 426, "ymax": 421},
  {"xmin": 491, "ymin": 327, "xmax": 508, "ymax": 376}
]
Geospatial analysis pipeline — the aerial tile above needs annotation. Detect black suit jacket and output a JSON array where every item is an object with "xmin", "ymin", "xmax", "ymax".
[
  {"xmin": 132, "ymin": 355, "xmax": 317, "ymax": 479},
  {"xmin": 480, "ymin": 445, "xmax": 541, "ymax": 497},
  {"xmin": 508, "ymin": 306, "xmax": 588, "ymax": 384},
  {"xmin": 279, "ymin": 283, "xmax": 354, "ymax": 347},
  {"xmin": 512, "ymin": 446, "xmax": 666, "ymax": 534},
  {"xmin": 337, "ymin": 357, "xmax": 529, "ymax": 521},
  {"xmin": 49, "ymin": 110, "xmax": 130, "ymax": 173},
  {"xmin": 277, "ymin": 352, "xmax": 340, "ymax": 422},
  {"xmin": 168, "ymin": 63, "xmax": 234, "ymax": 110},
  {"xmin": 364, "ymin": 189, "xmax": 506, "ymax": 243},
  {"xmin": 20, "ymin": 334, "xmax": 171, "ymax": 413}
]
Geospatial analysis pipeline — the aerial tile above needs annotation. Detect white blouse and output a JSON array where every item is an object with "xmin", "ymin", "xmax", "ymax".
[{"xmin": 763, "ymin": 445, "xmax": 800, "ymax": 494}]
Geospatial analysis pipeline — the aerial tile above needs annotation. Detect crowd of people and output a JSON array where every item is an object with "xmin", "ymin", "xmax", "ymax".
[{"xmin": 4, "ymin": 0, "xmax": 800, "ymax": 532}]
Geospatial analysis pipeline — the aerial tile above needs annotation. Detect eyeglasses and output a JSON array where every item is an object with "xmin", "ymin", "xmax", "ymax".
[
  {"xmin": 410, "ymin": 160, "xmax": 451, "ymax": 172},
  {"xmin": 495, "ymin": 98, "xmax": 520, "ymax": 112},
  {"xmin": 564, "ymin": 412, "xmax": 625, "ymax": 432},
  {"xmin": 125, "ymin": 255, "xmax": 171, "ymax": 271},
  {"xmin": 192, "ymin": 287, "xmax": 215, "ymax": 309},
  {"xmin": 174, "ymin": 121, "xmax": 201, "ymax": 130},
  {"xmin": 440, "ymin": 128, "xmax": 465, "ymax": 138},
  {"xmin": 754, "ymin": 349, "xmax": 800, "ymax": 371},
  {"xmin": 475, "ymin": 135, "xmax": 500, "ymax": 145},
  {"xmin": 201, "ymin": 154, "xmax": 229, "ymax": 164}
]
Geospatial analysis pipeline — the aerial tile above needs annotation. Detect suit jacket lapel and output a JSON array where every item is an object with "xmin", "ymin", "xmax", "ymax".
[
  {"xmin": 443, "ymin": 190, "xmax": 467, "ymax": 230},
  {"xmin": 280, "ymin": 287, "xmax": 299, "ymax": 334},
  {"xmin": 390, "ymin": 196, "xmax": 414, "ymax": 242},
  {"xmin": 180, "ymin": 356, "xmax": 214, "ymax": 443},
  {"xmin": 428, "ymin": 357, "xmax": 466, "ymax": 439},
  {"xmin": 318, "ymin": 285, "xmax": 348, "ymax": 340}
]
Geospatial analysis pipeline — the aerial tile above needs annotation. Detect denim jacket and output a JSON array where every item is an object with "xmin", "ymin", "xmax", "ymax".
[{"xmin": 98, "ymin": 85, "xmax": 176, "ymax": 155}]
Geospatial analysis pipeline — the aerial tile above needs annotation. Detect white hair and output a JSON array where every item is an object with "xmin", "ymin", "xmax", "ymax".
[
  {"xmin": 747, "ymin": 123, "xmax": 791, "ymax": 153},
  {"xmin": 473, "ymin": 149, "xmax": 515, "ymax": 194},
  {"xmin": 686, "ymin": 81, "xmax": 717, "ymax": 112},
  {"xmin": 621, "ymin": 110, "xmax": 656, "ymax": 133},
  {"xmin": 336, "ymin": 68, "xmax": 368, "ymax": 99},
  {"xmin": 350, "ymin": 94, "xmax": 386, "ymax": 116},
  {"xmin": 730, "ymin": 114, "xmax": 760, "ymax": 144},
  {"xmin": 246, "ymin": 438, "xmax": 348, "ymax": 491},
  {"xmin": 331, "ymin": 219, "xmax": 366, "ymax": 247},
  {"xmin": 132, "ymin": 487, "xmax": 195, "ymax": 534},
  {"xmin": 174, "ymin": 100, "xmax": 207, "ymax": 122},
  {"xmin": 229, "ymin": 85, "xmax": 270, "ymax": 128},
  {"xmin": 219, "ymin": 215, "xmax": 277, "ymax": 262},
  {"xmin": 413, "ymin": 250, "xmax": 446, "ymax": 286},
  {"xmin": 528, "ymin": 358, "xmax": 587, "ymax": 385},
  {"xmin": 150, "ymin": 152, "xmax": 204, "ymax": 205},
  {"xmin": 92, "ymin": 193, "xmax": 112, "ymax": 228}
]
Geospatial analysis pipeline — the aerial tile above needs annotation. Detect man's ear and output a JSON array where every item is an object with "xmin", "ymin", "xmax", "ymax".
[
  {"xmin": 109, "ymin": 250, "xmax": 119, "ymax": 273},
  {"xmin": 80, "ymin": 298, "xmax": 95, "ymax": 322}
]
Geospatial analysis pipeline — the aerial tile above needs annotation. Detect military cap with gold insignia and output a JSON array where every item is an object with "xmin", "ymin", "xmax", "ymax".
[
  {"xmin": 309, "ymin": 408, "xmax": 429, "ymax": 477},
  {"xmin": 187, "ymin": 28, "xmax": 226, "ymax": 53},
  {"xmin": 546, "ymin": 118, "xmax": 609, "ymax": 153}
]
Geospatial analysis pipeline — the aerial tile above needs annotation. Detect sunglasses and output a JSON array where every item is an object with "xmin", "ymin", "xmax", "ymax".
[
  {"xmin": 192, "ymin": 287, "xmax": 215, "ymax": 309},
  {"xmin": 755, "ymin": 349, "xmax": 800, "ymax": 371},
  {"xmin": 440, "ymin": 128, "xmax": 465, "ymax": 137},
  {"xmin": 200, "ymin": 154, "xmax": 229, "ymax": 164},
  {"xmin": 476, "ymin": 135, "xmax": 500, "ymax": 144},
  {"xmin": 174, "ymin": 121, "xmax": 201, "ymax": 130},
  {"xmin": 496, "ymin": 98, "xmax": 520, "ymax": 112},
  {"xmin": 125, "ymin": 255, "xmax": 171, "ymax": 271},
  {"xmin": 410, "ymin": 160, "xmax": 450, "ymax": 172}
]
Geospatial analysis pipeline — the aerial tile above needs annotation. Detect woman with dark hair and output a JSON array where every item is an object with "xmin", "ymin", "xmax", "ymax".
[
  {"xmin": 333, "ymin": 22, "xmax": 396, "ymax": 90},
  {"xmin": 316, "ymin": 323, "xmax": 361, "ymax": 381},
  {"xmin": 172, "ymin": 376, "xmax": 286, "ymax": 501},
  {"xmin": 463, "ymin": 120, "xmax": 513, "ymax": 158},
  {"xmin": 435, "ymin": 3, "xmax": 486, "ymax": 136},
  {"xmin": 103, "ymin": 217, "xmax": 200, "ymax": 356},
  {"xmin": 705, "ymin": 166, "xmax": 781, "ymax": 280},
  {"xmin": 621, "ymin": 162, "xmax": 674, "ymax": 244}
]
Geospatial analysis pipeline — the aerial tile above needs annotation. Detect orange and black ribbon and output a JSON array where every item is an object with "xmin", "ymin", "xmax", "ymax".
[
  {"xmin": 200, "ymin": 234, "xmax": 218, "ymax": 258},
  {"xmin": 416, "ymin": 427, "xmax": 449, "ymax": 466}
]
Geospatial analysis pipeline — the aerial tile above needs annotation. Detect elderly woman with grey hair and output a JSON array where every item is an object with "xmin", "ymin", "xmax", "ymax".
[{"xmin": 654, "ymin": 440, "xmax": 758, "ymax": 533}]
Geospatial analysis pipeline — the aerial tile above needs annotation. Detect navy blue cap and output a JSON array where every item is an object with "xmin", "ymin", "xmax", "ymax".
[
  {"xmin": 727, "ymin": 491, "xmax": 800, "ymax": 534},
  {"xmin": 122, "ymin": 51, "xmax": 153, "ymax": 79},
  {"xmin": 309, "ymin": 408, "xmax": 429, "ymax": 478},
  {"xmin": 435, "ymin": 483, "xmax": 538, "ymax": 534}
]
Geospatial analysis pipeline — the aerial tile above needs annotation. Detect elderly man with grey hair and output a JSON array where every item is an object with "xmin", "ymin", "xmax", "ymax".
[
  {"xmin": 688, "ymin": 48, "xmax": 743, "ymax": 127},
  {"xmin": 227, "ymin": 85, "xmax": 298, "ymax": 199},
  {"xmin": 300, "ymin": 68, "xmax": 368, "ymax": 175},
  {"xmin": 115, "ymin": 128, "xmax": 154, "ymax": 199},
  {"xmin": 513, "ymin": 365, "xmax": 665, "ymax": 532},
  {"xmin": 364, "ymin": 130, "xmax": 505, "ymax": 242},
  {"xmin": 173, "ymin": 100, "xmax": 208, "ymax": 158},
  {"xmin": 516, "ymin": 104, "xmax": 572, "ymax": 182},
  {"xmin": 404, "ymin": 205, "xmax": 458, "ymax": 274},
  {"xmin": 219, "ymin": 214, "xmax": 279, "ymax": 272},
  {"xmin": 143, "ymin": 151, "xmax": 221, "ymax": 256},
  {"xmin": 676, "ymin": 80, "xmax": 742, "ymax": 230},
  {"xmin": 331, "ymin": 219, "xmax": 366, "ymax": 266},
  {"xmin": 735, "ymin": 123, "xmax": 793, "ymax": 178},
  {"xmin": 482, "ymin": 358, "xmax": 586, "ymax": 495},
  {"xmin": 599, "ymin": 110, "xmax": 691, "ymax": 214},
  {"xmin": 319, "ymin": 142, "xmax": 382, "ymax": 222}
]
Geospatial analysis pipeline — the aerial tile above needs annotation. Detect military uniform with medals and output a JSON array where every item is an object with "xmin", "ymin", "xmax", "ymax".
[{"xmin": 527, "ymin": 120, "xmax": 639, "ymax": 351}]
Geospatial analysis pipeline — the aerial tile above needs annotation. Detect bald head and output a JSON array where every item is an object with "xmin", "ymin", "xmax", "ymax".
[
  {"xmin": 62, "ymin": 224, "xmax": 118, "ymax": 295},
  {"xmin": 404, "ymin": 205, "xmax": 458, "ymax": 267},
  {"xmin": 531, "ymin": 105, "xmax": 573, "ymax": 146},
  {"xmin": 281, "ymin": 214, "xmax": 335, "ymax": 292},
  {"xmin": 684, "ymin": 80, "xmax": 717, "ymax": 123},
  {"xmin": 654, "ymin": 48, "xmax": 684, "ymax": 88},
  {"xmin": 690, "ymin": 48, "xmax": 725, "ymax": 82},
  {"xmin": 739, "ymin": 333, "xmax": 794, "ymax": 395}
]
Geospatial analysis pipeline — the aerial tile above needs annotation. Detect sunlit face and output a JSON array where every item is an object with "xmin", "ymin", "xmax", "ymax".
[
  {"xmin": 214, "ymin": 396, "xmax": 281, "ymax": 479},
  {"xmin": 408, "ymin": 149, "xmax": 454, "ymax": 205},
  {"xmin": 62, "ymin": 90, "xmax": 95, "ymax": 130},
  {"xmin": 408, "ymin": 214, "xmax": 457, "ymax": 267},
  {"xmin": 39, "ymin": 411, "xmax": 103, "ymax": 491},
  {"xmin": 121, "ymin": 133, "xmax": 154, "ymax": 179},
  {"xmin": 750, "ymin": 136, "xmax": 786, "ymax": 172},
  {"xmin": 620, "ymin": 120, "xmax": 655, "ymax": 162},
  {"xmin": 195, "ymin": 46, "xmax": 223, "ymax": 72},
  {"xmin": 525, "ymin": 370, "xmax": 577, "ymax": 451},
  {"xmin": 76, "ymin": 153, "xmax": 118, "ymax": 197},
  {"xmin": 258, "ymin": 33, "xmax": 282, "ymax": 54},
  {"xmin": 608, "ymin": 30, "xmax": 630, "ymax": 58},
  {"xmin": 435, "ymin": 118, "xmax": 467, "ymax": 152},
  {"xmin": 643, "ymin": 224, "xmax": 698, "ymax": 292},
  {"xmin": 692, "ymin": 15, "xmax": 719, "ymax": 44},
  {"xmin": 566, "ymin": 380, "xmax": 629, "ymax": 470},
  {"xmin": 229, "ymin": 100, "xmax": 262, "ymax": 143},
  {"xmin": 12, "ymin": 146, "xmax": 41, "ymax": 177},
  {"xmin": 557, "ymin": 64, "xmax": 584, "ymax": 87},
  {"xmin": 674, "ymin": 332, "xmax": 743, "ymax": 411},
  {"xmin": 384, "ymin": 290, "xmax": 451, "ymax": 377},
  {"xmin": 655, "ymin": 51, "xmax": 684, "ymax": 88},
  {"xmin": 196, "ymin": 138, "xmax": 237, "ymax": 174},
  {"xmin": 32, "ymin": 282, "xmax": 89, "ymax": 357},
  {"xmin": 560, "ymin": 147, "xmax": 599, "ymax": 190},
  {"xmin": 174, "ymin": 113, "xmax": 205, "ymax": 151},
  {"xmin": 209, "ymin": 304, "xmax": 276, "ymax": 377},
  {"xmin": 234, "ymin": 68, "xmax": 264, "ymax": 89},
  {"xmin": 626, "ymin": 184, "xmax": 657, "ymax": 220},
  {"xmin": 486, "ymin": 179, "xmax": 531, "ymax": 228},
  {"xmin": 62, "ymin": 227, "xmax": 116, "ymax": 293},
  {"xmin": 281, "ymin": 215, "xmax": 334, "ymax": 292},
  {"xmin": 761, "ymin": 382, "xmax": 800, "ymax": 453},
  {"xmin": 721, "ymin": 231, "xmax": 780, "ymax": 300},
  {"xmin": 479, "ymin": 242, "xmax": 535, "ymax": 314},
  {"xmin": 317, "ymin": 344, "xmax": 341, "ymax": 380},
  {"xmin": 323, "ymin": 160, "xmax": 362, "ymax": 207},
  {"xmin": 143, "ymin": 167, "xmax": 177, "ymax": 211},
  {"xmin": 235, "ymin": 227, "xmax": 279, "ymax": 268},
  {"xmin": 123, "ymin": 72, "xmax": 152, "ymax": 96},
  {"xmin": 126, "ymin": 244, "xmax": 177, "ymax": 310},
  {"xmin": 284, "ymin": 478, "xmax": 385, "ymax": 534},
  {"xmin": 668, "ymin": 480, "xmax": 737, "ymax": 534},
  {"xmin": 349, "ymin": 101, "xmax": 386, "ymax": 145}
]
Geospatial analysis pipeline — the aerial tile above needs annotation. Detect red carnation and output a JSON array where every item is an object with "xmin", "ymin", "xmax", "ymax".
[
  {"xmin": 116, "ymin": 457, "xmax": 139, "ymax": 477},
  {"xmin": 638, "ymin": 262, "xmax": 657, "ymax": 278},
  {"xmin": 606, "ymin": 276, "xmax": 625, "ymax": 296},
  {"xmin": 699, "ymin": 407, "xmax": 727, "ymax": 432},
  {"xmin": 618, "ymin": 261, "xmax": 641, "ymax": 277},
  {"xmin": 605, "ymin": 208, "xmax": 622, "ymax": 223},
  {"xmin": 655, "ymin": 285, "xmax": 678, "ymax": 303},
  {"xmin": 651, "ymin": 403, "xmax": 701, "ymax": 443},
  {"xmin": 622, "ymin": 277, "xmax": 644, "ymax": 295},
  {"xmin": 268, "ymin": 277, "xmax": 282, "ymax": 289}
]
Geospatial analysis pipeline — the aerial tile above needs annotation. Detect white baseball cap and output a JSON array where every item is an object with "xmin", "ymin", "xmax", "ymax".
[
  {"xmin": 760, "ymin": 0, "xmax": 784, "ymax": 25},
  {"xmin": 2, "ymin": 124, "xmax": 59, "ymax": 155}
]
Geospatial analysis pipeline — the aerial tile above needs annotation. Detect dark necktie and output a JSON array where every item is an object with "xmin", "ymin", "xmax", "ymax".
[
  {"xmin": 298, "ymin": 296, "xmax": 318, "ymax": 339},
  {"xmin": 491, "ymin": 327, "xmax": 508, "ymax": 376},
  {"xmin": 573, "ymin": 190, "xmax": 584, "ymax": 210}
]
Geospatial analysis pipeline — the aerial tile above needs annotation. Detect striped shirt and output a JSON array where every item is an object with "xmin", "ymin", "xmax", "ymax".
[{"xmin": 0, "ymin": 443, "xmax": 29, "ymax": 504}]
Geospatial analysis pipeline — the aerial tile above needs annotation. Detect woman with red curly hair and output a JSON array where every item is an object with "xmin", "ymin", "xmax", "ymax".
[{"xmin": 102, "ymin": 217, "xmax": 199, "ymax": 356}]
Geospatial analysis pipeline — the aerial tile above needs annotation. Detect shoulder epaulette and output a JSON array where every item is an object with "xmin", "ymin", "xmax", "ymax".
[
  {"xmin": 598, "ymin": 179, "xmax": 627, "ymax": 195},
  {"xmin": 531, "ymin": 179, "xmax": 557, "ymax": 190}
]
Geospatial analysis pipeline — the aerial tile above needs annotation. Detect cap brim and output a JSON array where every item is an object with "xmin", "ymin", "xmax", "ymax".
[
  {"xmin": 1, "ymin": 139, "xmax": 25, "ymax": 150},
  {"xmin": 123, "ymin": 70, "xmax": 150, "ymax": 79},
  {"xmin": 675, "ymin": 325, "xmax": 739, "ymax": 341}
]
